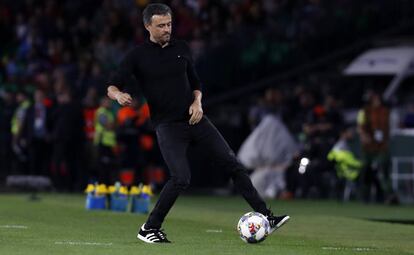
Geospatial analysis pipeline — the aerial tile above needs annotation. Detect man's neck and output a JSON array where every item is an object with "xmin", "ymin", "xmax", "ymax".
[{"xmin": 149, "ymin": 36, "xmax": 169, "ymax": 48}]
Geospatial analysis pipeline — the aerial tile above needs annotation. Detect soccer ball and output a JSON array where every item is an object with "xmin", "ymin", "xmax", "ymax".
[{"xmin": 237, "ymin": 212, "xmax": 270, "ymax": 243}]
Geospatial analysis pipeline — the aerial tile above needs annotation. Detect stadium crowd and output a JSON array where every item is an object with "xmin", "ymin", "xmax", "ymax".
[
  {"xmin": 0, "ymin": 0, "xmax": 412, "ymax": 202},
  {"xmin": 1, "ymin": 0, "xmax": 408, "ymax": 95}
]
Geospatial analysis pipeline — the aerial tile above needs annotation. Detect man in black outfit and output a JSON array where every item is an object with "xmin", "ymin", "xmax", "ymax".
[{"xmin": 107, "ymin": 3, "xmax": 289, "ymax": 243}]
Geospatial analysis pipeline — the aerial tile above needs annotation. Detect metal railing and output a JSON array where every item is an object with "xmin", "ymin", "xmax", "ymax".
[{"xmin": 391, "ymin": 157, "xmax": 414, "ymax": 203}]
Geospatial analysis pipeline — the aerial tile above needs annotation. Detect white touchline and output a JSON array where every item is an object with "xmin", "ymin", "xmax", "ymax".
[
  {"xmin": 322, "ymin": 247, "xmax": 342, "ymax": 250},
  {"xmin": 322, "ymin": 246, "xmax": 375, "ymax": 252},
  {"xmin": 352, "ymin": 248, "xmax": 375, "ymax": 251},
  {"xmin": 0, "ymin": 225, "xmax": 28, "ymax": 229},
  {"xmin": 54, "ymin": 241, "xmax": 113, "ymax": 246},
  {"xmin": 206, "ymin": 229, "xmax": 223, "ymax": 233}
]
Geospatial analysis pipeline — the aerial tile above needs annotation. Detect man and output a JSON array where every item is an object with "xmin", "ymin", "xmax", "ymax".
[
  {"xmin": 117, "ymin": 97, "xmax": 154, "ymax": 183},
  {"xmin": 24, "ymin": 89, "xmax": 53, "ymax": 176},
  {"xmin": 51, "ymin": 89, "xmax": 84, "ymax": 191},
  {"xmin": 357, "ymin": 91, "xmax": 397, "ymax": 204},
  {"xmin": 11, "ymin": 90, "xmax": 31, "ymax": 172},
  {"xmin": 107, "ymin": 3, "xmax": 289, "ymax": 243},
  {"xmin": 327, "ymin": 125, "xmax": 362, "ymax": 201},
  {"xmin": 94, "ymin": 97, "xmax": 117, "ymax": 184},
  {"xmin": 0, "ymin": 89, "xmax": 15, "ymax": 179}
]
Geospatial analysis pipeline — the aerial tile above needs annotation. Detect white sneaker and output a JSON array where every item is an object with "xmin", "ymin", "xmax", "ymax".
[
  {"xmin": 267, "ymin": 214, "xmax": 290, "ymax": 234},
  {"xmin": 137, "ymin": 224, "xmax": 171, "ymax": 243}
]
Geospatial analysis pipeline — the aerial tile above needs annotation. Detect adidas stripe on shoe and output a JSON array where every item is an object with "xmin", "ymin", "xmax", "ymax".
[{"xmin": 137, "ymin": 224, "xmax": 171, "ymax": 243}]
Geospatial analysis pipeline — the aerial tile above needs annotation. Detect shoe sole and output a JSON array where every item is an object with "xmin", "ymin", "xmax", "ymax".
[{"xmin": 269, "ymin": 215, "xmax": 290, "ymax": 234}]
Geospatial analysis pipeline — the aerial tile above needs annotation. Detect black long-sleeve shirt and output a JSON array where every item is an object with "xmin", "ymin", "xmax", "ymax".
[{"xmin": 108, "ymin": 39, "xmax": 202, "ymax": 126}]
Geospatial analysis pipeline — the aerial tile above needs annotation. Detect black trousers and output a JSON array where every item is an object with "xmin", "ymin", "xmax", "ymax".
[{"xmin": 146, "ymin": 117, "xmax": 269, "ymax": 229}]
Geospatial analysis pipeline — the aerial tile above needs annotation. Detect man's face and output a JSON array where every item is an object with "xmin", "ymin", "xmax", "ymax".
[{"xmin": 145, "ymin": 14, "xmax": 172, "ymax": 45}]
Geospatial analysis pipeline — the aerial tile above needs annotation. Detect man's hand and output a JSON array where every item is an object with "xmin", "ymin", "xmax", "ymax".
[
  {"xmin": 107, "ymin": 85, "xmax": 132, "ymax": 106},
  {"xmin": 115, "ymin": 92, "xmax": 132, "ymax": 106},
  {"xmin": 189, "ymin": 101, "xmax": 203, "ymax": 125}
]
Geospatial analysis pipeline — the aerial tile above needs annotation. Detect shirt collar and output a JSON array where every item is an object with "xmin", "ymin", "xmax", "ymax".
[{"xmin": 145, "ymin": 37, "xmax": 176, "ymax": 48}]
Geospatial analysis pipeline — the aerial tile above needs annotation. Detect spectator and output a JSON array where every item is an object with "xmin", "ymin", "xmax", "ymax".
[
  {"xmin": 248, "ymin": 87, "xmax": 285, "ymax": 130},
  {"xmin": 117, "ymin": 98, "xmax": 142, "ymax": 176},
  {"xmin": 299, "ymin": 94, "xmax": 343, "ymax": 198},
  {"xmin": 0, "ymin": 89, "xmax": 16, "ymax": 179},
  {"xmin": 357, "ymin": 91, "xmax": 398, "ymax": 204},
  {"xmin": 0, "ymin": 0, "xmax": 411, "ymax": 193},
  {"xmin": 11, "ymin": 90, "xmax": 31, "ymax": 173},
  {"xmin": 51, "ymin": 89, "xmax": 84, "ymax": 191},
  {"xmin": 23, "ymin": 89, "xmax": 53, "ymax": 176},
  {"xmin": 117, "ymin": 96, "xmax": 156, "ymax": 183},
  {"xmin": 93, "ymin": 97, "xmax": 117, "ymax": 184},
  {"xmin": 327, "ymin": 125, "xmax": 362, "ymax": 201},
  {"xmin": 82, "ymin": 86, "xmax": 99, "ymax": 183},
  {"xmin": 303, "ymin": 94, "xmax": 343, "ymax": 157}
]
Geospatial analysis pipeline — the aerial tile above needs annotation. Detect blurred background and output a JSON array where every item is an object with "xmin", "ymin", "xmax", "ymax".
[{"xmin": 1, "ymin": 0, "xmax": 414, "ymax": 204}]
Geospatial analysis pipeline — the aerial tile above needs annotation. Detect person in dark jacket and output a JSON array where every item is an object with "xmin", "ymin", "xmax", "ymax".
[
  {"xmin": 107, "ymin": 3, "xmax": 290, "ymax": 243},
  {"xmin": 51, "ymin": 89, "xmax": 85, "ymax": 191},
  {"xmin": 23, "ymin": 89, "xmax": 53, "ymax": 176}
]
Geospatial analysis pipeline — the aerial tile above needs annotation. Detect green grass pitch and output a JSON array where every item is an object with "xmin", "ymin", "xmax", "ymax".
[{"xmin": 0, "ymin": 193, "xmax": 413, "ymax": 255}]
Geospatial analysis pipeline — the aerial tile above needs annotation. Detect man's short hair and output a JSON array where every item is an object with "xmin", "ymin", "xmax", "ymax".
[{"xmin": 142, "ymin": 3, "xmax": 172, "ymax": 25}]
